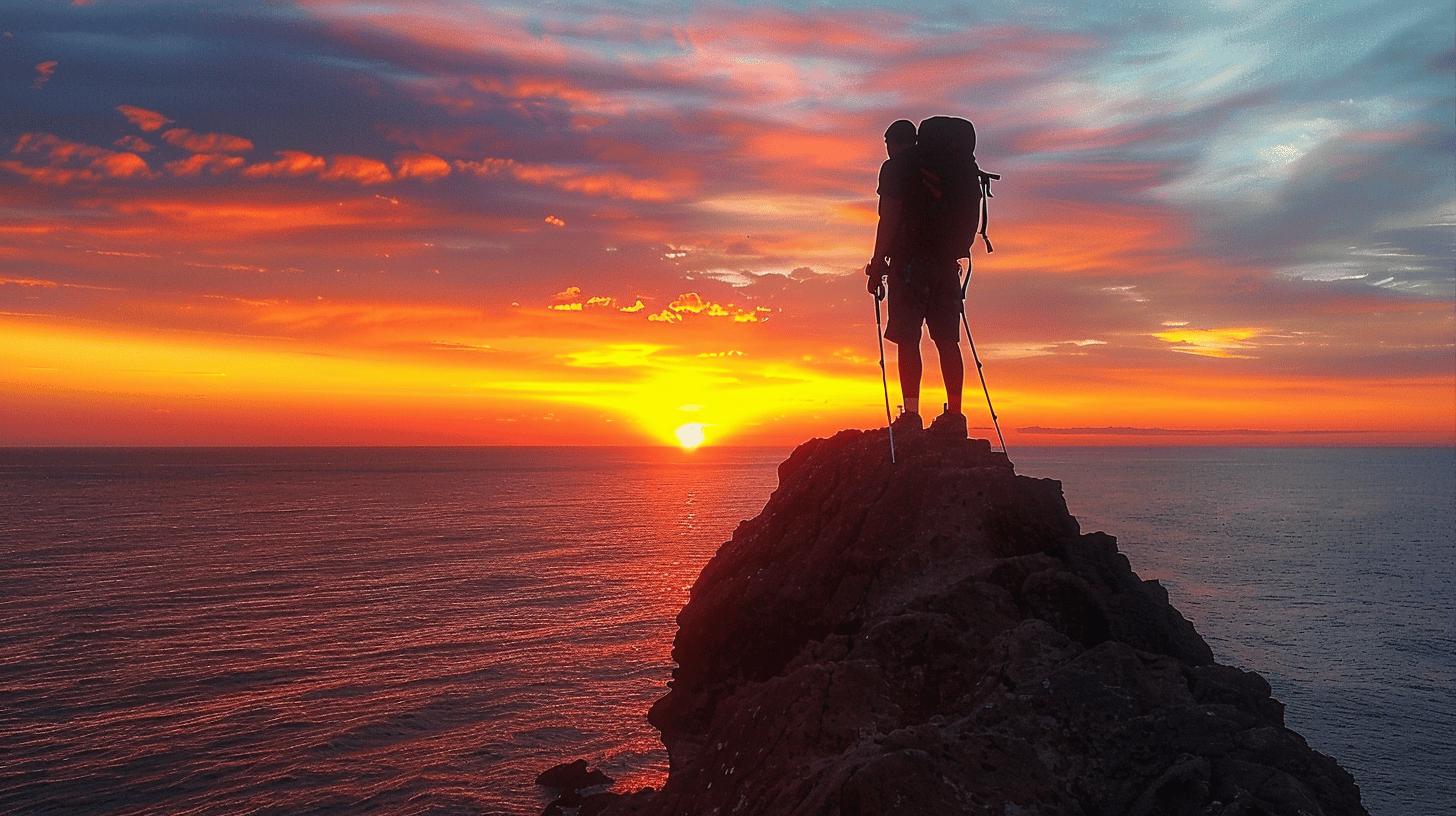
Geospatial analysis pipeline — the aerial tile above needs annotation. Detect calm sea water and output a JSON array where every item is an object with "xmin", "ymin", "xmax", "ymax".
[{"xmin": 0, "ymin": 446, "xmax": 1451, "ymax": 815}]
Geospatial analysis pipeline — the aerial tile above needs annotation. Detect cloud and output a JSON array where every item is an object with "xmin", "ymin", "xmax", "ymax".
[
  {"xmin": 165, "ymin": 153, "xmax": 246, "ymax": 177},
  {"xmin": 90, "ymin": 195, "xmax": 396, "ymax": 239},
  {"xmin": 114, "ymin": 135, "xmax": 153, "ymax": 153},
  {"xmin": 543, "ymin": 214, "xmax": 565, "ymax": 227},
  {"xmin": 980, "ymin": 338, "xmax": 1109, "ymax": 360},
  {"xmin": 453, "ymin": 157, "xmax": 689, "ymax": 202},
  {"xmin": 241, "ymin": 150, "xmax": 327, "ymax": 178},
  {"xmin": 3, "ymin": 132, "xmax": 153, "ymax": 184},
  {"xmin": 160, "ymin": 128, "xmax": 254, "ymax": 154},
  {"xmin": 667, "ymin": 292, "xmax": 709, "ymax": 313},
  {"xmin": 545, "ymin": 288, "xmax": 748, "ymax": 321},
  {"xmin": 1151, "ymin": 326, "xmax": 1263, "ymax": 358},
  {"xmin": 12, "ymin": 133, "xmax": 100, "ymax": 162},
  {"xmin": 1, "ymin": 275, "xmax": 59, "ymax": 288},
  {"xmin": 92, "ymin": 152, "xmax": 155, "ymax": 179},
  {"xmin": 550, "ymin": 286, "xmax": 597, "ymax": 310},
  {"xmin": 392, "ymin": 151, "xmax": 451, "ymax": 181},
  {"xmin": 116, "ymin": 105, "xmax": 173, "ymax": 133},
  {"xmin": 559, "ymin": 344, "xmax": 666, "ymax": 368},
  {"xmin": 0, "ymin": 274, "xmax": 121, "ymax": 291},
  {"xmin": 32, "ymin": 61, "xmax": 58, "ymax": 90},
  {"xmin": 319, "ymin": 155, "xmax": 394, "ymax": 185},
  {"xmin": 643, "ymin": 292, "xmax": 771, "ymax": 323},
  {"xmin": 548, "ymin": 286, "xmax": 624, "ymax": 311}
]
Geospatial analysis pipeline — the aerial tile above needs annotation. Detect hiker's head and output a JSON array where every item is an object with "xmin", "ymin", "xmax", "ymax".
[{"xmin": 884, "ymin": 119, "xmax": 916, "ymax": 158}]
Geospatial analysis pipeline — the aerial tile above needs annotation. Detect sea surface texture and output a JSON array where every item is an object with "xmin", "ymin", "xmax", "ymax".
[{"xmin": 0, "ymin": 446, "xmax": 1451, "ymax": 815}]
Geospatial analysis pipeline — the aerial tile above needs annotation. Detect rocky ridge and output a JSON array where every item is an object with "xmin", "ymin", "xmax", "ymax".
[{"xmin": 592, "ymin": 426, "xmax": 1365, "ymax": 815}]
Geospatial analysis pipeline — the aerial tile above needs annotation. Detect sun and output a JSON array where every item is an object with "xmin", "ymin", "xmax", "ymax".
[{"xmin": 674, "ymin": 422, "xmax": 706, "ymax": 450}]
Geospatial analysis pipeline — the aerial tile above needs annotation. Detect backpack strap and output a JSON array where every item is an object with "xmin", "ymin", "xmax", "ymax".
[{"xmin": 977, "ymin": 170, "xmax": 1000, "ymax": 254}]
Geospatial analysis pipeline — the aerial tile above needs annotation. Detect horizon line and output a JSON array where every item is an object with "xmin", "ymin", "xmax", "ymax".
[{"xmin": 2, "ymin": 442, "xmax": 1452, "ymax": 450}]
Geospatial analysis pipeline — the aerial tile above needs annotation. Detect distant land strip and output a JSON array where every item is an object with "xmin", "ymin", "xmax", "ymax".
[{"xmin": 1017, "ymin": 426, "xmax": 1376, "ymax": 436}]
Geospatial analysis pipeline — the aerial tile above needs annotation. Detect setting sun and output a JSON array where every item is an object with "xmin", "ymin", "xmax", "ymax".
[{"xmin": 674, "ymin": 422, "xmax": 706, "ymax": 450}]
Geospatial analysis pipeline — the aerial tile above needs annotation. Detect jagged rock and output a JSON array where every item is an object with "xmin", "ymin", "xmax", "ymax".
[
  {"xmin": 543, "ymin": 790, "xmax": 637, "ymax": 816},
  {"xmin": 535, "ymin": 759, "xmax": 613, "ymax": 792},
  {"xmin": 541, "ymin": 789, "xmax": 582, "ymax": 816},
  {"xmin": 603, "ymin": 428, "xmax": 1367, "ymax": 815}
]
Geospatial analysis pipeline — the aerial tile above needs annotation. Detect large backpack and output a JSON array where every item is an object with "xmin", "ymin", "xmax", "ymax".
[{"xmin": 904, "ymin": 116, "xmax": 996, "ymax": 262}]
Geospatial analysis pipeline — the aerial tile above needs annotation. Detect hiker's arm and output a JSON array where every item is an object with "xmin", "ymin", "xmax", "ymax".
[
  {"xmin": 866, "ymin": 195, "xmax": 902, "ymax": 296},
  {"xmin": 868, "ymin": 195, "xmax": 903, "ymax": 270}
]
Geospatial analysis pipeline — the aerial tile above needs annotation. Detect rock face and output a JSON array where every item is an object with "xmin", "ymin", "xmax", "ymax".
[
  {"xmin": 606, "ymin": 428, "xmax": 1366, "ymax": 815},
  {"xmin": 537, "ymin": 759, "xmax": 614, "ymax": 791}
]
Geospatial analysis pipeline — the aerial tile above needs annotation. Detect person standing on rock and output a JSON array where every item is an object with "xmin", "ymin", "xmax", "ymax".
[{"xmin": 865, "ymin": 117, "xmax": 972, "ymax": 438}]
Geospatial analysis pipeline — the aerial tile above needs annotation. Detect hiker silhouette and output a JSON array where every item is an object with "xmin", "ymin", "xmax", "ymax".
[{"xmin": 865, "ymin": 116, "xmax": 989, "ymax": 436}]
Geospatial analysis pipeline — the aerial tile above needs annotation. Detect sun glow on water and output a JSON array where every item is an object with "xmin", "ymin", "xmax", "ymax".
[{"xmin": 674, "ymin": 422, "xmax": 706, "ymax": 450}]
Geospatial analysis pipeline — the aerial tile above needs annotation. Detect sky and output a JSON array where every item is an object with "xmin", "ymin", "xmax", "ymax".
[{"xmin": 1, "ymin": 0, "xmax": 1452, "ymax": 447}]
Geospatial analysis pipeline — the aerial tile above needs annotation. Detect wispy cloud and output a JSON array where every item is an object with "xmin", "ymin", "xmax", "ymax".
[{"xmin": 32, "ymin": 60, "xmax": 57, "ymax": 90}]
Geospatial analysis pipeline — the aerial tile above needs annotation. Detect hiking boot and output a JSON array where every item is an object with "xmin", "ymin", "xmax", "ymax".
[
  {"xmin": 928, "ymin": 409, "xmax": 967, "ymax": 440},
  {"xmin": 890, "ymin": 411, "xmax": 923, "ymax": 434}
]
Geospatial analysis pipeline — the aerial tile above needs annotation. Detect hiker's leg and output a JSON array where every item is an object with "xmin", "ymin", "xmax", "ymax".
[
  {"xmin": 925, "ymin": 261, "xmax": 965, "ymax": 415},
  {"xmin": 896, "ymin": 339, "xmax": 922, "ymax": 413},
  {"xmin": 934, "ymin": 336, "xmax": 964, "ymax": 414}
]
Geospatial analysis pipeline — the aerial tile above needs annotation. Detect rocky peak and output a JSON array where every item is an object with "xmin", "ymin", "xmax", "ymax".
[{"xmin": 601, "ymin": 428, "xmax": 1366, "ymax": 815}]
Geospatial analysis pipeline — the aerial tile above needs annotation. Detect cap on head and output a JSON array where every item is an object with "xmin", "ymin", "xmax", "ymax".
[{"xmin": 884, "ymin": 119, "xmax": 916, "ymax": 144}]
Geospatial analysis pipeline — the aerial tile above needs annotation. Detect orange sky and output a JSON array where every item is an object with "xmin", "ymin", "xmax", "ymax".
[{"xmin": 2, "ymin": 1, "xmax": 1452, "ymax": 447}]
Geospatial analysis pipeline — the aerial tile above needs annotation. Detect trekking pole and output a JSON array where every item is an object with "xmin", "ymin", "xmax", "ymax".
[
  {"xmin": 955, "ymin": 167, "xmax": 1010, "ymax": 461},
  {"xmin": 872, "ymin": 281, "xmax": 896, "ymax": 465},
  {"xmin": 960, "ymin": 262, "xmax": 1009, "ymax": 461}
]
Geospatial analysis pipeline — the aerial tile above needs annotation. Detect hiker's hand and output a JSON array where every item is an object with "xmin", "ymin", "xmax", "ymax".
[{"xmin": 865, "ymin": 271, "xmax": 884, "ymax": 298}]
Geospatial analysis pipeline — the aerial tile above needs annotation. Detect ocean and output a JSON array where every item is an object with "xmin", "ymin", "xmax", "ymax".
[{"xmin": 0, "ymin": 445, "xmax": 1451, "ymax": 815}]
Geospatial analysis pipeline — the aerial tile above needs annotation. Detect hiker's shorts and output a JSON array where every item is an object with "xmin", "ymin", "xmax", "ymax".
[{"xmin": 885, "ymin": 259, "xmax": 962, "ymax": 346}]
